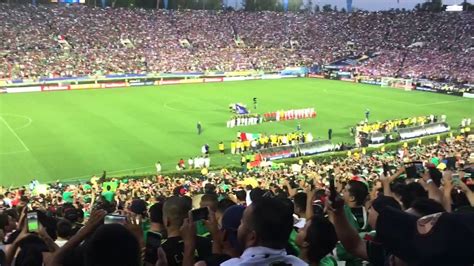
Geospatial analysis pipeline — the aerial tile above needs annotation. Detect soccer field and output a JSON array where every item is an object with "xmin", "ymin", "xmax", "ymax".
[{"xmin": 0, "ymin": 78, "xmax": 472, "ymax": 186}]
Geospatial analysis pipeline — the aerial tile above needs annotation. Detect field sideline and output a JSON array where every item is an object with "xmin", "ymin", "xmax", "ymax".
[{"xmin": 0, "ymin": 78, "xmax": 472, "ymax": 186}]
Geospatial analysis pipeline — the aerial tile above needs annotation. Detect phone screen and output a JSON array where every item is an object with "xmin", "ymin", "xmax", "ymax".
[
  {"xmin": 104, "ymin": 215, "xmax": 127, "ymax": 225},
  {"xmin": 27, "ymin": 212, "xmax": 39, "ymax": 233},
  {"xmin": 145, "ymin": 232, "xmax": 162, "ymax": 263},
  {"xmin": 329, "ymin": 177, "xmax": 337, "ymax": 203},
  {"xmin": 191, "ymin": 207, "xmax": 209, "ymax": 221},
  {"xmin": 414, "ymin": 162, "xmax": 425, "ymax": 175},
  {"xmin": 405, "ymin": 161, "xmax": 423, "ymax": 178},
  {"xmin": 383, "ymin": 163, "xmax": 390, "ymax": 176},
  {"xmin": 452, "ymin": 175, "xmax": 461, "ymax": 185},
  {"xmin": 446, "ymin": 157, "xmax": 456, "ymax": 170}
]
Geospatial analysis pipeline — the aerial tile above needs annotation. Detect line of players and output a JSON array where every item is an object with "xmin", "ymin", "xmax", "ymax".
[
  {"xmin": 226, "ymin": 114, "xmax": 263, "ymax": 128},
  {"xmin": 264, "ymin": 108, "xmax": 316, "ymax": 121}
]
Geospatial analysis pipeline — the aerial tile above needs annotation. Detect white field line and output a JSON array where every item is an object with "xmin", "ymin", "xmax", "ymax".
[
  {"xmin": 0, "ymin": 115, "xmax": 30, "ymax": 152},
  {"xmin": 418, "ymin": 99, "xmax": 471, "ymax": 106}
]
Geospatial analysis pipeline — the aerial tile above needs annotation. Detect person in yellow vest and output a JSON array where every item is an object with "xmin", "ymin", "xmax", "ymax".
[
  {"xmin": 417, "ymin": 138, "xmax": 422, "ymax": 145},
  {"xmin": 236, "ymin": 141, "xmax": 242, "ymax": 154},
  {"xmin": 347, "ymin": 150, "xmax": 352, "ymax": 157},
  {"xmin": 353, "ymin": 152, "xmax": 360, "ymax": 160},
  {"xmin": 381, "ymin": 146, "xmax": 386, "ymax": 153},
  {"xmin": 201, "ymin": 167, "xmax": 208, "ymax": 176},
  {"xmin": 270, "ymin": 135, "xmax": 278, "ymax": 146},
  {"xmin": 259, "ymin": 136, "xmax": 265, "ymax": 148},
  {"xmin": 403, "ymin": 142, "xmax": 408, "ymax": 148},
  {"xmin": 464, "ymin": 126, "xmax": 470, "ymax": 136},
  {"xmin": 244, "ymin": 139, "xmax": 251, "ymax": 151},
  {"xmin": 219, "ymin": 141, "xmax": 225, "ymax": 154},
  {"xmin": 362, "ymin": 148, "xmax": 366, "ymax": 155},
  {"xmin": 241, "ymin": 155, "xmax": 247, "ymax": 166},
  {"xmin": 230, "ymin": 141, "xmax": 236, "ymax": 154}
]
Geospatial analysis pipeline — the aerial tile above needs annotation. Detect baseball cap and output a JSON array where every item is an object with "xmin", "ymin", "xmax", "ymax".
[{"xmin": 221, "ymin": 205, "xmax": 245, "ymax": 249}]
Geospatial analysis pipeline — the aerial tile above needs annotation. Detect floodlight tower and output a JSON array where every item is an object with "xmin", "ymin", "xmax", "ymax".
[{"xmin": 347, "ymin": 0, "xmax": 353, "ymax": 12}]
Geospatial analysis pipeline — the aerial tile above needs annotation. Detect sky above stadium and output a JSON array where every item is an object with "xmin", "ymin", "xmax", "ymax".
[{"xmin": 224, "ymin": 0, "xmax": 468, "ymax": 11}]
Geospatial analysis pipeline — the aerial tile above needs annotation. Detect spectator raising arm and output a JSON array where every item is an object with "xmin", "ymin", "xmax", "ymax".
[
  {"xmin": 419, "ymin": 171, "xmax": 443, "ymax": 204},
  {"xmin": 380, "ymin": 166, "xmax": 405, "ymax": 198},
  {"xmin": 326, "ymin": 193, "xmax": 368, "ymax": 260},
  {"xmin": 180, "ymin": 213, "xmax": 197, "ymax": 266},
  {"xmin": 48, "ymin": 210, "xmax": 107, "ymax": 266},
  {"xmin": 456, "ymin": 176, "xmax": 474, "ymax": 207}
]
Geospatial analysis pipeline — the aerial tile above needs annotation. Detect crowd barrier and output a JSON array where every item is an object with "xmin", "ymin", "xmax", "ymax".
[
  {"xmin": 259, "ymin": 140, "xmax": 334, "ymax": 161},
  {"xmin": 0, "ymin": 72, "xmax": 300, "ymax": 94},
  {"xmin": 399, "ymin": 122, "xmax": 450, "ymax": 140}
]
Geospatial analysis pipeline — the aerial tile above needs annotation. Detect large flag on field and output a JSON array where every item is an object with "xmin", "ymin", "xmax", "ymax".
[
  {"xmin": 235, "ymin": 104, "xmax": 249, "ymax": 114},
  {"xmin": 242, "ymin": 132, "xmax": 261, "ymax": 141}
]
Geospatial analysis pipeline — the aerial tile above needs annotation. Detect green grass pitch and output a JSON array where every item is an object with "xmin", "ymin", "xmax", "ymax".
[{"xmin": 0, "ymin": 78, "xmax": 472, "ymax": 186}]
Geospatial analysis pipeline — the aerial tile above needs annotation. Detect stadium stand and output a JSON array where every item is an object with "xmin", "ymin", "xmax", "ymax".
[
  {"xmin": 0, "ymin": 5, "xmax": 473, "ymax": 82},
  {"xmin": 0, "ymin": 4, "xmax": 473, "ymax": 266}
]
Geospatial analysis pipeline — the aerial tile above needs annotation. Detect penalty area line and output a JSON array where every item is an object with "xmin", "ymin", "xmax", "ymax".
[{"xmin": 0, "ymin": 115, "xmax": 30, "ymax": 152}]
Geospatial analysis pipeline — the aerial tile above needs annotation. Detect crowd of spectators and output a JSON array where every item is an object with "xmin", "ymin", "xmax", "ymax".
[
  {"xmin": 0, "ymin": 133, "xmax": 473, "ymax": 266},
  {"xmin": 0, "ymin": 4, "xmax": 472, "ymax": 83}
]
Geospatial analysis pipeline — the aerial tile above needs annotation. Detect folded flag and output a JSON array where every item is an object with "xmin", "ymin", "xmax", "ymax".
[{"xmin": 235, "ymin": 104, "xmax": 249, "ymax": 114}]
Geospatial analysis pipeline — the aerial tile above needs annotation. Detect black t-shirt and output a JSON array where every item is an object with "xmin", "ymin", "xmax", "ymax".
[
  {"xmin": 366, "ymin": 240, "xmax": 387, "ymax": 266},
  {"xmin": 161, "ymin": 236, "xmax": 212, "ymax": 266},
  {"xmin": 351, "ymin": 207, "xmax": 367, "ymax": 230}
]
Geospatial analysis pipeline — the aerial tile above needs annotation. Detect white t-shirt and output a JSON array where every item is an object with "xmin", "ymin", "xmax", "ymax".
[
  {"xmin": 55, "ymin": 239, "xmax": 68, "ymax": 247},
  {"xmin": 221, "ymin": 246, "xmax": 308, "ymax": 266}
]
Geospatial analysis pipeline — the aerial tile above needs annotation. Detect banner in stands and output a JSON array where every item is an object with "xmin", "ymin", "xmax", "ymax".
[
  {"xmin": 340, "ymin": 78, "xmax": 354, "ymax": 82},
  {"xmin": 260, "ymin": 145, "xmax": 295, "ymax": 160},
  {"xmin": 101, "ymin": 82, "xmax": 128, "ymax": 88},
  {"xmin": 298, "ymin": 140, "xmax": 333, "ymax": 156},
  {"xmin": 463, "ymin": 93, "xmax": 474, "ymax": 99},
  {"xmin": 415, "ymin": 86, "xmax": 463, "ymax": 96},
  {"xmin": 308, "ymin": 74, "xmax": 324, "ymax": 78},
  {"xmin": 223, "ymin": 70, "xmax": 259, "ymax": 77},
  {"xmin": 128, "ymin": 81, "xmax": 154, "ymax": 87},
  {"xmin": 159, "ymin": 80, "xmax": 181, "ymax": 85},
  {"xmin": 70, "ymin": 84, "xmax": 101, "ymax": 90},
  {"xmin": 360, "ymin": 80, "xmax": 381, "ymax": 85},
  {"xmin": 415, "ymin": 86, "xmax": 437, "ymax": 92},
  {"xmin": 203, "ymin": 78, "xmax": 223, "ymax": 83},
  {"xmin": 6, "ymin": 86, "xmax": 42, "ymax": 93},
  {"xmin": 398, "ymin": 122, "xmax": 450, "ymax": 140},
  {"xmin": 41, "ymin": 85, "xmax": 70, "ymax": 91},
  {"xmin": 179, "ymin": 78, "xmax": 204, "ymax": 84},
  {"xmin": 280, "ymin": 67, "xmax": 308, "ymax": 76},
  {"xmin": 261, "ymin": 74, "xmax": 282, "ymax": 80},
  {"xmin": 223, "ymin": 77, "xmax": 251, "ymax": 82}
]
